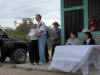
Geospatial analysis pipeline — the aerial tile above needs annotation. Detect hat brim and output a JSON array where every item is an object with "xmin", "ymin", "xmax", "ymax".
[{"xmin": 52, "ymin": 24, "xmax": 60, "ymax": 26}]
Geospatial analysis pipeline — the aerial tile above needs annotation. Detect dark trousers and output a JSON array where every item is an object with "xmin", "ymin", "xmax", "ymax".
[
  {"xmin": 52, "ymin": 44, "xmax": 60, "ymax": 57},
  {"xmin": 29, "ymin": 40, "xmax": 39, "ymax": 63},
  {"xmin": 45, "ymin": 43, "xmax": 49, "ymax": 62}
]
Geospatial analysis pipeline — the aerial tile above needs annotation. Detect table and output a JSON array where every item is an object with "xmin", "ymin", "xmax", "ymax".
[{"xmin": 49, "ymin": 45, "xmax": 100, "ymax": 74}]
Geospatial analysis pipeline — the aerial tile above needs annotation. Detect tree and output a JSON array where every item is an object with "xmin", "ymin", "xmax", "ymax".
[
  {"xmin": 14, "ymin": 21, "xmax": 17, "ymax": 26},
  {"xmin": 14, "ymin": 18, "xmax": 33, "ymax": 40},
  {"xmin": 5, "ymin": 18, "xmax": 33, "ymax": 40}
]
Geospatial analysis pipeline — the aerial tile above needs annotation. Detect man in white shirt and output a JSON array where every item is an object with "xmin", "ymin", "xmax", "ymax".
[{"xmin": 35, "ymin": 14, "xmax": 47, "ymax": 64}]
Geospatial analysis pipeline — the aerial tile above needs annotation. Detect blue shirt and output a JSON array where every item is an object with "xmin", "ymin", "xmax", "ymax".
[{"xmin": 53, "ymin": 28, "xmax": 61, "ymax": 44}]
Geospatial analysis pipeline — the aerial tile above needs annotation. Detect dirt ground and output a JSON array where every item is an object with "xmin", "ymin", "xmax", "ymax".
[
  {"xmin": 0, "ymin": 60, "xmax": 79, "ymax": 75},
  {"xmin": 0, "ymin": 62, "xmax": 73, "ymax": 75},
  {"xmin": 0, "ymin": 68, "xmax": 71, "ymax": 75},
  {"xmin": 0, "ymin": 61, "xmax": 100, "ymax": 75},
  {"xmin": 0, "ymin": 69, "xmax": 68, "ymax": 75},
  {"xmin": 0, "ymin": 65, "xmax": 79, "ymax": 75},
  {"xmin": 0, "ymin": 56, "xmax": 100, "ymax": 75}
]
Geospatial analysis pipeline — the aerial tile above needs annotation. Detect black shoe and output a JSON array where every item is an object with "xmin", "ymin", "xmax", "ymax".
[
  {"xmin": 46, "ymin": 61, "xmax": 49, "ymax": 63},
  {"xmin": 31, "ymin": 63, "xmax": 35, "ymax": 65}
]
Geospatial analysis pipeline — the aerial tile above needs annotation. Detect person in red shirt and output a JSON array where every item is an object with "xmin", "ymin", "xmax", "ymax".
[{"xmin": 89, "ymin": 16, "xmax": 97, "ymax": 31}]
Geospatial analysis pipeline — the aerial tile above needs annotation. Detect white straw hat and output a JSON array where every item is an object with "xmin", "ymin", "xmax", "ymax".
[{"xmin": 82, "ymin": 28, "xmax": 90, "ymax": 32}]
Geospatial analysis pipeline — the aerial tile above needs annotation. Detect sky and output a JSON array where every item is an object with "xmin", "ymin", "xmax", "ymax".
[{"xmin": 0, "ymin": 0, "xmax": 60, "ymax": 29}]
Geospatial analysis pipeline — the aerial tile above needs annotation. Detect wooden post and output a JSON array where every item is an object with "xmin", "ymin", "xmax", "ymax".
[
  {"xmin": 83, "ymin": 0, "xmax": 89, "ymax": 29},
  {"xmin": 61, "ymin": 0, "xmax": 65, "ymax": 44}
]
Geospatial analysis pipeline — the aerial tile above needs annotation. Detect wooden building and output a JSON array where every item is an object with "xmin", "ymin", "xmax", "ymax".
[{"xmin": 61, "ymin": 0, "xmax": 100, "ymax": 44}]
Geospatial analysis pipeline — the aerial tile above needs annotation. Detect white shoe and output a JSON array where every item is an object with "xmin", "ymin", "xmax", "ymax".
[
  {"xmin": 39, "ymin": 62, "xmax": 45, "ymax": 65},
  {"xmin": 83, "ymin": 74, "xmax": 88, "ymax": 75},
  {"xmin": 31, "ymin": 63, "xmax": 35, "ymax": 65}
]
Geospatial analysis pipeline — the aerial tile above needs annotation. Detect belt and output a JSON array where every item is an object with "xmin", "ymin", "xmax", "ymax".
[{"xmin": 38, "ymin": 34, "xmax": 46, "ymax": 37}]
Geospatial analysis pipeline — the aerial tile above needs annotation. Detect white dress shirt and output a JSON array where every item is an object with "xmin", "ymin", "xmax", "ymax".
[
  {"xmin": 86, "ymin": 39, "xmax": 90, "ymax": 45},
  {"xmin": 37, "ymin": 21, "xmax": 46, "ymax": 36}
]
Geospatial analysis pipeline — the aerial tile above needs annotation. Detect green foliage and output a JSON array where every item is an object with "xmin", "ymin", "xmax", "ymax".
[
  {"xmin": 5, "ymin": 18, "xmax": 33, "ymax": 40},
  {"xmin": 4, "ymin": 28, "xmax": 15, "ymax": 38}
]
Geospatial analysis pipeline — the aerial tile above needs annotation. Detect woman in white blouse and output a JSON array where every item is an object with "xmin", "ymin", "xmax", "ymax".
[{"xmin": 27, "ymin": 24, "xmax": 39, "ymax": 65}]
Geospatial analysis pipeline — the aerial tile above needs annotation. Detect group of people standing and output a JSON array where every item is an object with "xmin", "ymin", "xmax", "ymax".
[{"xmin": 27, "ymin": 14, "xmax": 61, "ymax": 65}]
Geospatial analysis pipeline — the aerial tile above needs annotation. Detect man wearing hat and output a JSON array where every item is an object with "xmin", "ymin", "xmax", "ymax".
[{"xmin": 52, "ymin": 22, "xmax": 61, "ymax": 57}]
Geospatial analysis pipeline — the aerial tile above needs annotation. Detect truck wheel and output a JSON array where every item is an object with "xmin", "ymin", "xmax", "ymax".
[{"xmin": 11, "ymin": 48, "xmax": 27, "ymax": 64}]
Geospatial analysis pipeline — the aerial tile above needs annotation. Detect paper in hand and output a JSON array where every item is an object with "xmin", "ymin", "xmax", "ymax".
[{"xmin": 28, "ymin": 29, "xmax": 35, "ymax": 36}]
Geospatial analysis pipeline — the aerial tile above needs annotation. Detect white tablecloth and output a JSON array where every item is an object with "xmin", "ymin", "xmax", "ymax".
[{"xmin": 49, "ymin": 45, "xmax": 100, "ymax": 72}]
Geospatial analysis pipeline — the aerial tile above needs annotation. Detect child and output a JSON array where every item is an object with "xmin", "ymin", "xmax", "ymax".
[
  {"xmin": 27, "ymin": 24, "xmax": 39, "ymax": 65},
  {"xmin": 83, "ymin": 32, "xmax": 96, "ymax": 45}
]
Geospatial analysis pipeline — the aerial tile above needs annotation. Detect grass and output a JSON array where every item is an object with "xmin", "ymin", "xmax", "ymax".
[{"xmin": 11, "ymin": 64, "xmax": 17, "ymax": 68}]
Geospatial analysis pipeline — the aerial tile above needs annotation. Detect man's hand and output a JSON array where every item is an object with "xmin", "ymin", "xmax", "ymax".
[
  {"xmin": 27, "ymin": 38, "xmax": 31, "ymax": 43},
  {"xmin": 51, "ymin": 38, "xmax": 55, "ymax": 40},
  {"xmin": 27, "ymin": 37, "xmax": 31, "ymax": 43},
  {"xmin": 34, "ymin": 32, "xmax": 38, "ymax": 36},
  {"xmin": 38, "ymin": 23, "xmax": 42, "ymax": 28},
  {"xmin": 51, "ymin": 36, "xmax": 60, "ymax": 40},
  {"xmin": 35, "ymin": 31, "xmax": 45, "ymax": 36}
]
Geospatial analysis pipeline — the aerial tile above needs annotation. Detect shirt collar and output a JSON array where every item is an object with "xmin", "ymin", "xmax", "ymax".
[
  {"xmin": 86, "ymin": 38, "xmax": 90, "ymax": 41},
  {"xmin": 38, "ymin": 20, "xmax": 42, "ymax": 24}
]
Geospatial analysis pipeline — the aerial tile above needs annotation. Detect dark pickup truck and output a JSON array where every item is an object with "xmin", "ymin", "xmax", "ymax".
[{"xmin": 0, "ymin": 37, "xmax": 28, "ymax": 64}]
